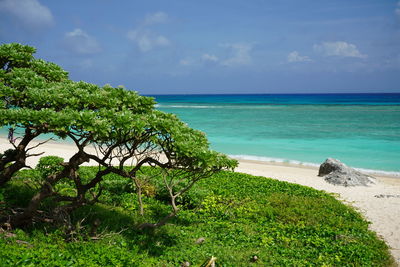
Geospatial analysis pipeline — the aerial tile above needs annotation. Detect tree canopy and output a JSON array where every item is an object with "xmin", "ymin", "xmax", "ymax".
[{"xmin": 0, "ymin": 43, "xmax": 237, "ymax": 228}]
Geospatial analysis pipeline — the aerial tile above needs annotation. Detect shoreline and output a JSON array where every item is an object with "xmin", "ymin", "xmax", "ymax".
[
  {"xmin": 1, "ymin": 138, "xmax": 400, "ymax": 263},
  {"xmin": 230, "ymin": 155, "xmax": 400, "ymax": 178},
  {"xmin": 1, "ymin": 134, "xmax": 399, "ymax": 177},
  {"xmin": 236, "ymin": 158, "xmax": 400, "ymax": 185}
]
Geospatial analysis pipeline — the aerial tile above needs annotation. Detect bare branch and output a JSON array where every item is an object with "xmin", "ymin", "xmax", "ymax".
[
  {"xmin": 128, "ymin": 157, "xmax": 169, "ymax": 176},
  {"xmin": 26, "ymin": 152, "xmax": 45, "ymax": 158},
  {"xmin": 26, "ymin": 138, "xmax": 54, "ymax": 152}
]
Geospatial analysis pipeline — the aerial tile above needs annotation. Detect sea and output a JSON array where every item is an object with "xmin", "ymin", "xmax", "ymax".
[
  {"xmin": 1, "ymin": 93, "xmax": 399, "ymax": 176},
  {"xmin": 152, "ymin": 94, "xmax": 400, "ymax": 176}
]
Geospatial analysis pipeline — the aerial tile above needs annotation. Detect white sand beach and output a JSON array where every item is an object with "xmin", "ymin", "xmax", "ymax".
[{"xmin": 1, "ymin": 138, "xmax": 399, "ymax": 264}]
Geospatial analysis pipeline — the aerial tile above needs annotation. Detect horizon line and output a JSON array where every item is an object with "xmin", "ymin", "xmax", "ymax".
[{"xmin": 144, "ymin": 92, "xmax": 400, "ymax": 96}]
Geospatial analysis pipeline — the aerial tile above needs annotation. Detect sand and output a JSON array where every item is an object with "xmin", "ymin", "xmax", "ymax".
[
  {"xmin": 1, "ymin": 138, "xmax": 105, "ymax": 166},
  {"xmin": 1, "ymin": 137, "xmax": 399, "ymax": 264}
]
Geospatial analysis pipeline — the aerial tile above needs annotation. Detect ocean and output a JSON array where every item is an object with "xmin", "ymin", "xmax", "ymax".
[
  {"xmin": 152, "ymin": 94, "xmax": 400, "ymax": 175},
  {"xmin": 1, "ymin": 93, "xmax": 399, "ymax": 176}
]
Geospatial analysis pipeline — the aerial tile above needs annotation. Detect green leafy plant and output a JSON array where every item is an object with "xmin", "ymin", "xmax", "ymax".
[
  {"xmin": 0, "ymin": 168, "xmax": 394, "ymax": 266},
  {"xmin": 35, "ymin": 156, "xmax": 64, "ymax": 181},
  {"xmin": 0, "ymin": 43, "xmax": 237, "ymax": 228}
]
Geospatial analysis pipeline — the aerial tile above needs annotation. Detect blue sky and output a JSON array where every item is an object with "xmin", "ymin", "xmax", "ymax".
[{"xmin": 1, "ymin": 0, "xmax": 399, "ymax": 94}]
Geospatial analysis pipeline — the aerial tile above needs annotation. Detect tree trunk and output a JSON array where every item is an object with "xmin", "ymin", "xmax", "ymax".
[
  {"xmin": 8, "ymin": 150, "xmax": 89, "ymax": 228},
  {"xmin": 138, "ymin": 196, "xmax": 178, "ymax": 230},
  {"xmin": 0, "ymin": 129, "xmax": 39, "ymax": 187},
  {"xmin": 138, "ymin": 210, "xmax": 178, "ymax": 230},
  {"xmin": 137, "ymin": 184, "xmax": 144, "ymax": 216},
  {"xmin": 10, "ymin": 182, "xmax": 54, "ymax": 227},
  {"xmin": 0, "ymin": 158, "xmax": 26, "ymax": 186}
]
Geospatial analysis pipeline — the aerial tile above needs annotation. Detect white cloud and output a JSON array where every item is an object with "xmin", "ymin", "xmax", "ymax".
[
  {"xmin": 64, "ymin": 29, "xmax": 101, "ymax": 55},
  {"xmin": 179, "ymin": 54, "xmax": 218, "ymax": 67},
  {"xmin": 179, "ymin": 45, "xmax": 251, "ymax": 68},
  {"xmin": 314, "ymin": 41, "xmax": 367, "ymax": 59},
  {"xmin": 202, "ymin": 53, "xmax": 219, "ymax": 62},
  {"xmin": 127, "ymin": 11, "xmax": 171, "ymax": 52},
  {"xmin": 127, "ymin": 29, "xmax": 170, "ymax": 52},
  {"xmin": 287, "ymin": 51, "xmax": 312, "ymax": 62},
  {"xmin": 221, "ymin": 43, "xmax": 253, "ymax": 67},
  {"xmin": 143, "ymin": 11, "xmax": 169, "ymax": 25},
  {"xmin": 0, "ymin": 0, "xmax": 54, "ymax": 30}
]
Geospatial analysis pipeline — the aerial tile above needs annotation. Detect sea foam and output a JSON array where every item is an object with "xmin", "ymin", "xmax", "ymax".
[{"xmin": 230, "ymin": 154, "xmax": 400, "ymax": 178}]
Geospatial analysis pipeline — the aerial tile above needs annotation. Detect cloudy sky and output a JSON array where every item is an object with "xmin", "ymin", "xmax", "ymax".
[{"xmin": 1, "ymin": 0, "xmax": 399, "ymax": 94}]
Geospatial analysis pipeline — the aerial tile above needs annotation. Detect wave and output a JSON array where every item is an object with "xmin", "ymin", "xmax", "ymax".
[
  {"xmin": 230, "ymin": 154, "xmax": 321, "ymax": 167},
  {"xmin": 156, "ymin": 104, "xmax": 284, "ymax": 109},
  {"xmin": 157, "ymin": 105, "xmax": 222, "ymax": 109},
  {"xmin": 229, "ymin": 154, "xmax": 400, "ymax": 177}
]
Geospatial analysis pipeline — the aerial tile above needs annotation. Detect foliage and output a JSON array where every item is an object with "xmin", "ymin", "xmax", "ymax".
[
  {"xmin": 0, "ymin": 43, "xmax": 393, "ymax": 265},
  {"xmin": 0, "ymin": 168, "xmax": 394, "ymax": 266},
  {"xmin": 35, "ymin": 156, "xmax": 64, "ymax": 181},
  {"xmin": 0, "ymin": 42, "xmax": 236, "ymax": 228}
]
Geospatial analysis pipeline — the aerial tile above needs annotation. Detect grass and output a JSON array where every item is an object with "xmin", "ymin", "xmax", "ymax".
[{"xmin": 0, "ymin": 167, "xmax": 395, "ymax": 266}]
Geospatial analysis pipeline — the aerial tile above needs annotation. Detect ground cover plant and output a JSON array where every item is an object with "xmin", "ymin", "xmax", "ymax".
[{"xmin": 0, "ymin": 166, "xmax": 394, "ymax": 266}]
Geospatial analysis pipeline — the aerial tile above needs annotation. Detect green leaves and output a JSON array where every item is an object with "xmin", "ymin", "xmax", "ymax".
[
  {"xmin": 0, "ymin": 43, "xmax": 36, "ymax": 70},
  {"xmin": 1, "ymin": 168, "xmax": 393, "ymax": 266},
  {"xmin": 0, "ymin": 43, "xmax": 237, "ymax": 235},
  {"xmin": 30, "ymin": 59, "xmax": 68, "ymax": 82},
  {"xmin": 0, "ymin": 38, "xmax": 393, "ymax": 266},
  {"xmin": 36, "ymin": 156, "xmax": 64, "ymax": 181}
]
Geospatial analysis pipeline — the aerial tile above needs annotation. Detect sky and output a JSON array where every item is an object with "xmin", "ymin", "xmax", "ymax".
[{"xmin": 0, "ymin": 0, "xmax": 400, "ymax": 94}]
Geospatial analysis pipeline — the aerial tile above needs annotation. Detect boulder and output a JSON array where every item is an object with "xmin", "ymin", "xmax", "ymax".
[{"xmin": 318, "ymin": 158, "xmax": 375, "ymax": 186}]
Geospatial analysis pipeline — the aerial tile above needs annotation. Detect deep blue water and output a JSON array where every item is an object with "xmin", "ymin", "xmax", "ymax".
[
  {"xmin": 150, "ymin": 93, "xmax": 400, "ymax": 106},
  {"xmin": 152, "ymin": 93, "xmax": 400, "ymax": 174}
]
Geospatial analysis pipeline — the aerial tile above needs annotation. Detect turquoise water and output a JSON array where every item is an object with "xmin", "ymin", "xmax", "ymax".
[
  {"xmin": 153, "ymin": 94, "xmax": 400, "ymax": 174},
  {"xmin": 2, "ymin": 94, "xmax": 399, "ymax": 174}
]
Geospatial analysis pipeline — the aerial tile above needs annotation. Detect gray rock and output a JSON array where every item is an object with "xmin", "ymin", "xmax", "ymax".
[{"xmin": 318, "ymin": 158, "xmax": 375, "ymax": 186}]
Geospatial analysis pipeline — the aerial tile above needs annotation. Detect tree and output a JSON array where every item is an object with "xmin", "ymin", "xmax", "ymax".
[
  {"xmin": 0, "ymin": 43, "xmax": 237, "ymax": 228},
  {"xmin": 0, "ymin": 43, "xmax": 69, "ymax": 186}
]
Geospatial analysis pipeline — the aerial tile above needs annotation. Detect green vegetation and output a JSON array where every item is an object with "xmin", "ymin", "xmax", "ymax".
[
  {"xmin": 0, "ymin": 43, "xmax": 236, "ymax": 228},
  {"xmin": 0, "ymin": 42, "xmax": 394, "ymax": 266},
  {"xmin": 0, "ymin": 166, "xmax": 394, "ymax": 266}
]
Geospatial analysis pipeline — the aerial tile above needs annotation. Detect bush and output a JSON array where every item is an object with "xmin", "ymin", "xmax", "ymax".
[{"xmin": 36, "ymin": 156, "xmax": 64, "ymax": 180}]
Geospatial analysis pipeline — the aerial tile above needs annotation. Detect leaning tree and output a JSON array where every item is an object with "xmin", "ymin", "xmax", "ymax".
[
  {"xmin": 0, "ymin": 43, "xmax": 69, "ymax": 186},
  {"xmin": 0, "ymin": 43, "xmax": 237, "ymax": 228}
]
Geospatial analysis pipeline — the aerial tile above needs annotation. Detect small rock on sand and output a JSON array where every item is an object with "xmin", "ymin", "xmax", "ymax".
[{"xmin": 318, "ymin": 158, "xmax": 375, "ymax": 186}]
